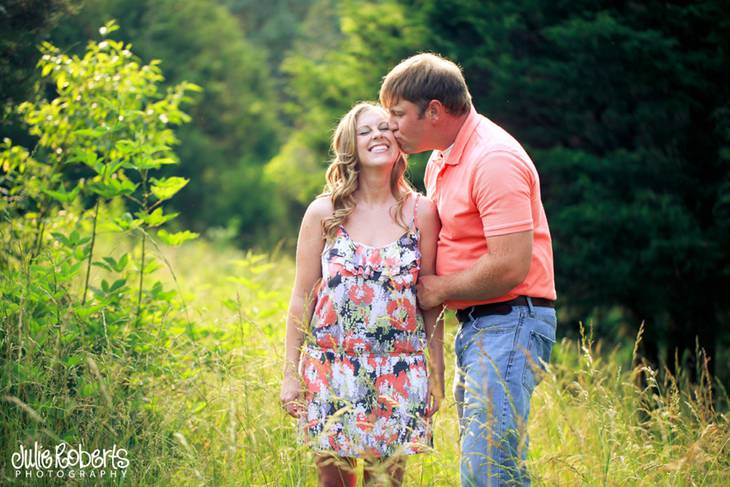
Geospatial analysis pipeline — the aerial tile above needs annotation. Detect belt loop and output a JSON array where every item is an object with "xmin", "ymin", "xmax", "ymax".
[
  {"xmin": 525, "ymin": 296, "xmax": 535, "ymax": 315},
  {"xmin": 467, "ymin": 306, "xmax": 475, "ymax": 322}
]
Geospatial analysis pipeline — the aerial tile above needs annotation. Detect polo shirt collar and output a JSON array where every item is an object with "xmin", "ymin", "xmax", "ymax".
[{"xmin": 443, "ymin": 105, "xmax": 478, "ymax": 166}]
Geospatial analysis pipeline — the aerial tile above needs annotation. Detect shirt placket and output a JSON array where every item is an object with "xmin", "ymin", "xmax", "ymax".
[{"xmin": 427, "ymin": 152, "xmax": 446, "ymax": 201}]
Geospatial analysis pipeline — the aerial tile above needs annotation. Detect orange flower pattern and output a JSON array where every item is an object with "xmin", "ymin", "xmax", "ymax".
[{"xmin": 300, "ymin": 203, "xmax": 431, "ymax": 458}]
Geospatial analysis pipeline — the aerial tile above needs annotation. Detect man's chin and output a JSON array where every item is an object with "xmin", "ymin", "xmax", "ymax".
[{"xmin": 397, "ymin": 143, "xmax": 418, "ymax": 155}]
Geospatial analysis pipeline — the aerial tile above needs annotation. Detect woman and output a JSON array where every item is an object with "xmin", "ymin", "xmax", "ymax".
[{"xmin": 279, "ymin": 102, "xmax": 444, "ymax": 486}]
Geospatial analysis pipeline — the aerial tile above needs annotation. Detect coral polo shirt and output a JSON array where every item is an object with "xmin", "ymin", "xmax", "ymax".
[{"xmin": 424, "ymin": 106, "xmax": 556, "ymax": 309}]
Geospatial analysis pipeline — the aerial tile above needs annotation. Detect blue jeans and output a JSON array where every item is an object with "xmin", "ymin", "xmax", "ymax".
[{"xmin": 454, "ymin": 299, "xmax": 557, "ymax": 486}]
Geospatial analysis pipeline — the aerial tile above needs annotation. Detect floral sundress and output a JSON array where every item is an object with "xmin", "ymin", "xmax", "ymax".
[{"xmin": 299, "ymin": 193, "xmax": 431, "ymax": 458}]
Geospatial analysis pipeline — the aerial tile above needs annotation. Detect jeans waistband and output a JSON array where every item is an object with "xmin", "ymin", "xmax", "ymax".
[{"xmin": 455, "ymin": 296, "xmax": 555, "ymax": 323}]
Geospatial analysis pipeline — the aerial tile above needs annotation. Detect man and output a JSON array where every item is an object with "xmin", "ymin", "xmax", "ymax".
[{"xmin": 380, "ymin": 53, "xmax": 557, "ymax": 486}]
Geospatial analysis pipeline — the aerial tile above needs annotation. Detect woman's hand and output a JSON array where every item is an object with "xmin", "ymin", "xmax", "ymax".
[
  {"xmin": 280, "ymin": 373, "xmax": 306, "ymax": 418},
  {"xmin": 425, "ymin": 368, "xmax": 445, "ymax": 418}
]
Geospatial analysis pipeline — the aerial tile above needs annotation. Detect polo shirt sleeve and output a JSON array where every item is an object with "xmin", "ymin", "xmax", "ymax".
[{"xmin": 471, "ymin": 150, "xmax": 534, "ymax": 237}]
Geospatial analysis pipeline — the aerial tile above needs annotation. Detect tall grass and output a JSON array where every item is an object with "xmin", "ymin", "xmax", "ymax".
[{"xmin": 2, "ymin": 224, "xmax": 728, "ymax": 485}]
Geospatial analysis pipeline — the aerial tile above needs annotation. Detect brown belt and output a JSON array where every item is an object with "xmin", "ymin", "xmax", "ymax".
[{"xmin": 456, "ymin": 296, "xmax": 555, "ymax": 322}]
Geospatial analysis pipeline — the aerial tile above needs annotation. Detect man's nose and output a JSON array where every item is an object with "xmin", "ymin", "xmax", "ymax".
[{"xmin": 388, "ymin": 120, "xmax": 399, "ymax": 132}]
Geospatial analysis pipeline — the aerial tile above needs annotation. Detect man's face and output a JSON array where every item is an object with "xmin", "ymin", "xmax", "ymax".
[{"xmin": 386, "ymin": 99, "xmax": 432, "ymax": 154}]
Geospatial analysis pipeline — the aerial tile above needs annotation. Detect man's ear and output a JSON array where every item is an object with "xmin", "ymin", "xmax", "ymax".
[{"xmin": 427, "ymin": 100, "xmax": 445, "ymax": 122}]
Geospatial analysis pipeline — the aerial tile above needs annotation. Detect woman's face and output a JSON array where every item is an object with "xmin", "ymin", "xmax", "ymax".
[{"xmin": 355, "ymin": 108, "xmax": 399, "ymax": 170}]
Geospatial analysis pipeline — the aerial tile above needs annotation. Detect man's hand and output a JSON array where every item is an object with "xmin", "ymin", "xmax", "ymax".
[{"xmin": 416, "ymin": 274, "xmax": 446, "ymax": 310}]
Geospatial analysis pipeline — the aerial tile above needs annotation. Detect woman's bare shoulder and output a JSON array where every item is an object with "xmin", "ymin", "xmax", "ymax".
[
  {"xmin": 305, "ymin": 195, "xmax": 334, "ymax": 221},
  {"xmin": 415, "ymin": 193, "xmax": 438, "ymax": 224}
]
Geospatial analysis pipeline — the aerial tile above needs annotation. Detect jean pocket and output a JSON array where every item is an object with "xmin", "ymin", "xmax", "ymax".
[
  {"xmin": 471, "ymin": 314, "xmax": 517, "ymax": 334},
  {"xmin": 521, "ymin": 330, "xmax": 555, "ymax": 392},
  {"xmin": 533, "ymin": 308, "xmax": 558, "ymax": 329}
]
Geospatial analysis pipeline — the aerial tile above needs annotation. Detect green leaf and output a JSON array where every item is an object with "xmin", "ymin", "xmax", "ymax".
[
  {"xmin": 149, "ymin": 280, "xmax": 176, "ymax": 301},
  {"xmin": 75, "ymin": 304, "xmax": 104, "ymax": 320},
  {"xmin": 100, "ymin": 254, "xmax": 128, "ymax": 272},
  {"xmin": 153, "ymin": 157, "xmax": 177, "ymax": 165},
  {"xmin": 113, "ymin": 213, "xmax": 143, "ymax": 231},
  {"xmin": 42, "ymin": 185, "xmax": 80, "ymax": 204},
  {"xmin": 92, "ymin": 260, "xmax": 113, "ymax": 272},
  {"xmin": 157, "ymin": 229, "xmax": 199, "ymax": 246},
  {"xmin": 114, "ymin": 140, "xmax": 138, "ymax": 155},
  {"xmin": 68, "ymin": 148, "xmax": 101, "ymax": 171},
  {"xmin": 117, "ymin": 253, "xmax": 129, "ymax": 271},
  {"xmin": 99, "ymin": 20, "xmax": 120, "ymax": 37},
  {"xmin": 65, "ymin": 355, "xmax": 84, "ymax": 368},
  {"xmin": 41, "ymin": 62, "xmax": 54, "ymax": 77},
  {"xmin": 52, "ymin": 230, "xmax": 89, "ymax": 247},
  {"xmin": 52, "ymin": 232, "xmax": 71, "ymax": 247},
  {"xmin": 88, "ymin": 178, "xmax": 137, "ymax": 198},
  {"xmin": 223, "ymin": 298, "xmax": 239, "ymax": 312},
  {"xmin": 150, "ymin": 176, "xmax": 189, "ymax": 202},
  {"xmin": 74, "ymin": 128, "xmax": 107, "ymax": 138},
  {"xmin": 136, "ymin": 207, "xmax": 179, "ymax": 227},
  {"xmin": 131, "ymin": 155, "xmax": 177, "ymax": 170},
  {"xmin": 191, "ymin": 401, "xmax": 207, "ymax": 414},
  {"xmin": 108, "ymin": 278, "xmax": 127, "ymax": 292}
]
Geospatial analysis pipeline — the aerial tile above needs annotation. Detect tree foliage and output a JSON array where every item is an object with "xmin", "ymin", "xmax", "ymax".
[
  {"xmin": 420, "ymin": 0, "xmax": 730, "ymax": 374},
  {"xmin": 50, "ymin": 0, "xmax": 284, "ymax": 244},
  {"xmin": 264, "ymin": 0, "xmax": 430, "ymax": 237},
  {"xmin": 0, "ymin": 0, "xmax": 79, "ymax": 144},
  {"xmin": 1, "ymin": 24, "xmax": 198, "ymax": 472}
]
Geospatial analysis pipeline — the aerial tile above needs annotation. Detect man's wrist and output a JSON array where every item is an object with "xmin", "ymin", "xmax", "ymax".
[{"xmin": 434, "ymin": 274, "xmax": 451, "ymax": 304}]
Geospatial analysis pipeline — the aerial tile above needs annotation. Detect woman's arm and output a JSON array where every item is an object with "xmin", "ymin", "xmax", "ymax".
[
  {"xmin": 416, "ymin": 196, "xmax": 445, "ymax": 418},
  {"xmin": 280, "ymin": 197, "xmax": 330, "ymax": 417}
]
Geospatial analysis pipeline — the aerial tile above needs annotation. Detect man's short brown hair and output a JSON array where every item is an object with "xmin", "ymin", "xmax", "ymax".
[{"xmin": 379, "ymin": 53, "xmax": 472, "ymax": 117}]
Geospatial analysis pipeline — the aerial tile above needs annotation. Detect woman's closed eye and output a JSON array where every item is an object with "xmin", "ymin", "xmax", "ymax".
[{"xmin": 358, "ymin": 124, "xmax": 391, "ymax": 136}]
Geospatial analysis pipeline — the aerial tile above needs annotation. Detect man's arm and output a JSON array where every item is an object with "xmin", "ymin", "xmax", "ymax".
[
  {"xmin": 417, "ymin": 230, "xmax": 532, "ymax": 308},
  {"xmin": 417, "ymin": 149, "xmax": 535, "ymax": 309}
]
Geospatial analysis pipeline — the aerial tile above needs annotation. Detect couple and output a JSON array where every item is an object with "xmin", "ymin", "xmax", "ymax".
[{"xmin": 280, "ymin": 53, "xmax": 557, "ymax": 487}]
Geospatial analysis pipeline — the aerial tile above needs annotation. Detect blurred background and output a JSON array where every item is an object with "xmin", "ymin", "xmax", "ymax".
[{"xmin": 2, "ymin": 0, "xmax": 729, "ymax": 384}]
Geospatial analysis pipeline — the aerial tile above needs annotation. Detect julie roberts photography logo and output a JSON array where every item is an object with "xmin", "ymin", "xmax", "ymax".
[{"xmin": 11, "ymin": 441, "xmax": 128, "ymax": 480}]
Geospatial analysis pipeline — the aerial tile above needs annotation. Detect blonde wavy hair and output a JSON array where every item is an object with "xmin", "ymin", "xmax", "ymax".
[{"xmin": 321, "ymin": 102, "xmax": 415, "ymax": 241}]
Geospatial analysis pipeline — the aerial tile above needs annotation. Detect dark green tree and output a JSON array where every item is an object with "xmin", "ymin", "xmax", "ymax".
[
  {"xmin": 222, "ymin": 0, "xmax": 316, "ymax": 72},
  {"xmin": 0, "ymin": 0, "xmax": 78, "ymax": 142},
  {"xmin": 419, "ymin": 0, "xmax": 730, "ymax": 377}
]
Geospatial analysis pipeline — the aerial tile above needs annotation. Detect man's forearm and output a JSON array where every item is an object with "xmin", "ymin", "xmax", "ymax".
[{"xmin": 439, "ymin": 253, "xmax": 524, "ymax": 303}]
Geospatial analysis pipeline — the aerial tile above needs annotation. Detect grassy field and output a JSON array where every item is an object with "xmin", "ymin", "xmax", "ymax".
[{"xmin": 3, "ymin": 235, "xmax": 729, "ymax": 486}]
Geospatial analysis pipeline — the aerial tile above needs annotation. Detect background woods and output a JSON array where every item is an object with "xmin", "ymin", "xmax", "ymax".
[{"xmin": 1, "ymin": 1, "xmax": 729, "ymax": 485}]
